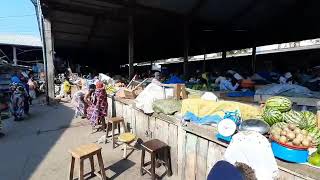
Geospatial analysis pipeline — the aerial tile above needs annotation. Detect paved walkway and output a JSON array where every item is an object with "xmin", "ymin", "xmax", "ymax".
[{"xmin": 0, "ymin": 100, "xmax": 168, "ymax": 180}]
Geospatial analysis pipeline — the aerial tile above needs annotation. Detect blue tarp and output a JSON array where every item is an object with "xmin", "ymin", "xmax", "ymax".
[{"xmin": 164, "ymin": 75, "xmax": 184, "ymax": 84}]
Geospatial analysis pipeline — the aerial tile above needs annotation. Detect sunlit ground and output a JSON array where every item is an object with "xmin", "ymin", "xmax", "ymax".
[{"xmin": 0, "ymin": 99, "xmax": 168, "ymax": 180}]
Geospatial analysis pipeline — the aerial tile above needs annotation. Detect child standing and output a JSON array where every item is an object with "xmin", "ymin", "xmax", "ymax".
[{"xmin": 63, "ymin": 78, "xmax": 72, "ymax": 101}]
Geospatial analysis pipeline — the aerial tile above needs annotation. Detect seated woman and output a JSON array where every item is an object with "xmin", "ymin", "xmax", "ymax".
[{"xmin": 86, "ymin": 82, "xmax": 108, "ymax": 130}]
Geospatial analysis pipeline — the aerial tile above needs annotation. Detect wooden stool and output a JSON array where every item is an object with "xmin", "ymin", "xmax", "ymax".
[
  {"xmin": 106, "ymin": 117, "xmax": 127, "ymax": 148},
  {"xmin": 140, "ymin": 139, "xmax": 172, "ymax": 180},
  {"xmin": 69, "ymin": 144, "xmax": 107, "ymax": 180},
  {"xmin": 118, "ymin": 133, "xmax": 136, "ymax": 159}
]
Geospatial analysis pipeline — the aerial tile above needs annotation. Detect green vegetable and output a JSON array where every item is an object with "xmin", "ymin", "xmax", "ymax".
[{"xmin": 309, "ymin": 146, "xmax": 320, "ymax": 167}]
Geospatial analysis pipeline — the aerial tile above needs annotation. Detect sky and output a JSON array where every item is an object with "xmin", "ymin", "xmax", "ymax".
[{"xmin": 0, "ymin": 0, "xmax": 40, "ymax": 38}]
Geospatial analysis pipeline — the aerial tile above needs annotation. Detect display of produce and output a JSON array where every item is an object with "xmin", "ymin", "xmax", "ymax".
[
  {"xmin": 308, "ymin": 146, "xmax": 320, "ymax": 167},
  {"xmin": 265, "ymin": 96, "xmax": 292, "ymax": 112},
  {"xmin": 300, "ymin": 111, "xmax": 317, "ymax": 129},
  {"xmin": 270, "ymin": 122, "xmax": 319, "ymax": 147},
  {"xmin": 283, "ymin": 110, "xmax": 304, "ymax": 127},
  {"xmin": 262, "ymin": 108, "xmax": 283, "ymax": 126},
  {"xmin": 306, "ymin": 127, "xmax": 320, "ymax": 145}
]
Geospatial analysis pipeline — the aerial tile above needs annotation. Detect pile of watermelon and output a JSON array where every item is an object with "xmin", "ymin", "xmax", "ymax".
[
  {"xmin": 262, "ymin": 96, "xmax": 320, "ymax": 145},
  {"xmin": 262, "ymin": 96, "xmax": 292, "ymax": 125}
]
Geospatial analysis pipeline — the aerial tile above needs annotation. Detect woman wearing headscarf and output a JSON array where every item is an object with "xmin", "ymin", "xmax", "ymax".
[
  {"xmin": 86, "ymin": 81, "xmax": 108, "ymax": 129},
  {"xmin": 72, "ymin": 84, "xmax": 95, "ymax": 118},
  {"xmin": 10, "ymin": 84, "xmax": 26, "ymax": 121}
]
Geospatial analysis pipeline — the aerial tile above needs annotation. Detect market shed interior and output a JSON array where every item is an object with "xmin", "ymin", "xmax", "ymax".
[{"xmin": 39, "ymin": 0, "xmax": 320, "ymax": 75}]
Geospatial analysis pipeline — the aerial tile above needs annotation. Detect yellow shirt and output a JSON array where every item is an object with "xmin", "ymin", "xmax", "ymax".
[{"xmin": 63, "ymin": 81, "xmax": 71, "ymax": 93}]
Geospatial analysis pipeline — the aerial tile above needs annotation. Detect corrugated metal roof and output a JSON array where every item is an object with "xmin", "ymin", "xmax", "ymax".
[{"xmin": 0, "ymin": 34, "xmax": 42, "ymax": 47}]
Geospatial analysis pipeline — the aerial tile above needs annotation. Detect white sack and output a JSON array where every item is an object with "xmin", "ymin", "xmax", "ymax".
[
  {"xmin": 135, "ymin": 83, "xmax": 173, "ymax": 114},
  {"xmin": 224, "ymin": 131, "xmax": 279, "ymax": 180}
]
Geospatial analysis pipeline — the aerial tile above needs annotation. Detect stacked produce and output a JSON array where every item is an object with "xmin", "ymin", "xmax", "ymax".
[
  {"xmin": 262, "ymin": 96, "xmax": 320, "ymax": 146},
  {"xmin": 262, "ymin": 96, "xmax": 292, "ymax": 125},
  {"xmin": 270, "ymin": 122, "xmax": 317, "ymax": 148}
]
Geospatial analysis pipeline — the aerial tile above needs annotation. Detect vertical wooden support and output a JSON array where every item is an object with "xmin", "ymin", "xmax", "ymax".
[
  {"xmin": 128, "ymin": 9, "xmax": 134, "ymax": 80},
  {"xmin": 183, "ymin": 19, "xmax": 189, "ymax": 79},
  {"xmin": 43, "ymin": 17, "xmax": 55, "ymax": 102},
  {"xmin": 252, "ymin": 47, "xmax": 257, "ymax": 73}
]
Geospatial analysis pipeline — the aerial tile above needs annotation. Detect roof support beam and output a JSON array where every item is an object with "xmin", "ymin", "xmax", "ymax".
[
  {"xmin": 183, "ymin": 19, "xmax": 190, "ymax": 79},
  {"xmin": 87, "ymin": 16, "xmax": 99, "ymax": 48},
  {"xmin": 94, "ymin": 0, "xmax": 182, "ymax": 17},
  {"xmin": 188, "ymin": 0, "xmax": 208, "ymax": 16},
  {"xmin": 251, "ymin": 47, "xmax": 256, "ymax": 73},
  {"xmin": 45, "ymin": 1, "xmax": 128, "ymax": 20},
  {"xmin": 128, "ymin": 1, "xmax": 135, "ymax": 79},
  {"xmin": 42, "ymin": 17, "xmax": 55, "ymax": 103}
]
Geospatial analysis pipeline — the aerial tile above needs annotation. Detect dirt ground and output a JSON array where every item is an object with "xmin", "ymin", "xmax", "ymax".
[{"xmin": 0, "ymin": 100, "xmax": 175, "ymax": 180}]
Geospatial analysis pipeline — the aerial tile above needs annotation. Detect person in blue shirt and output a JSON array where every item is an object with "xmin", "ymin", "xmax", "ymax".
[{"xmin": 219, "ymin": 73, "xmax": 240, "ymax": 91}]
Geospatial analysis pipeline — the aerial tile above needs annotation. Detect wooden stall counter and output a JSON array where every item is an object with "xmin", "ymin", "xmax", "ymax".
[{"xmin": 108, "ymin": 96, "xmax": 320, "ymax": 180}]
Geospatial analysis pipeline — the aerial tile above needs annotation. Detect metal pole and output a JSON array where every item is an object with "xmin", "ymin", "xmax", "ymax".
[
  {"xmin": 128, "ymin": 2, "xmax": 134, "ymax": 80},
  {"xmin": 222, "ymin": 51, "xmax": 227, "ymax": 60},
  {"xmin": 13, "ymin": 46, "xmax": 17, "ymax": 65},
  {"xmin": 43, "ymin": 18, "xmax": 55, "ymax": 102},
  {"xmin": 202, "ymin": 49, "xmax": 206, "ymax": 72},
  {"xmin": 183, "ymin": 19, "xmax": 189, "ymax": 79},
  {"xmin": 252, "ymin": 47, "xmax": 256, "ymax": 73}
]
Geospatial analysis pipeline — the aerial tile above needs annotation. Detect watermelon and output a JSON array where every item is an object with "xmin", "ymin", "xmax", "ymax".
[
  {"xmin": 265, "ymin": 96, "xmax": 292, "ymax": 112},
  {"xmin": 262, "ymin": 108, "xmax": 283, "ymax": 125},
  {"xmin": 283, "ymin": 110, "xmax": 303, "ymax": 126},
  {"xmin": 306, "ymin": 127, "xmax": 320, "ymax": 145},
  {"xmin": 300, "ymin": 111, "xmax": 317, "ymax": 129}
]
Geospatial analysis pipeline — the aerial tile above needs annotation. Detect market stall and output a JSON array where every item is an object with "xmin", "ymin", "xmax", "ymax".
[{"xmin": 106, "ymin": 95, "xmax": 320, "ymax": 180}]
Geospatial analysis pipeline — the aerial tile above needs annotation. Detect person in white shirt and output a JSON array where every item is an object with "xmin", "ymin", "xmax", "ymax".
[{"xmin": 151, "ymin": 72, "xmax": 162, "ymax": 86}]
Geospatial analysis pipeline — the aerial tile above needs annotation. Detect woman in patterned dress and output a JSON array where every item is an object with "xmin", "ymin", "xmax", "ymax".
[{"xmin": 86, "ymin": 81, "xmax": 108, "ymax": 129}]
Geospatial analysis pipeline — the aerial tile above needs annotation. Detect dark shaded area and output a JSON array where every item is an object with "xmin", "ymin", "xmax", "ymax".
[
  {"xmin": 107, "ymin": 159, "xmax": 136, "ymax": 179},
  {"xmin": 152, "ymin": 48, "xmax": 320, "ymax": 75},
  {"xmin": 39, "ymin": 0, "xmax": 320, "ymax": 73}
]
